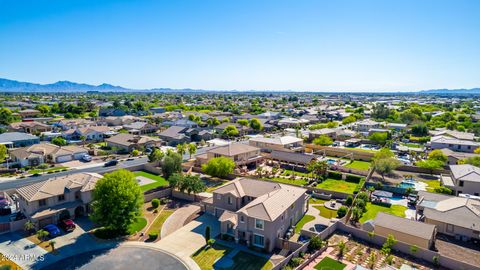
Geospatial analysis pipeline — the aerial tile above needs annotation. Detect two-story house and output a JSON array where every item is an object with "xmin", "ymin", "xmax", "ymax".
[
  {"xmin": 204, "ymin": 178, "xmax": 308, "ymax": 252},
  {"xmin": 16, "ymin": 172, "xmax": 102, "ymax": 227},
  {"xmin": 441, "ymin": 164, "xmax": 480, "ymax": 196},
  {"xmin": 195, "ymin": 143, "xmax": 263, "ymax": 169},
  {"xmin": 429, "ymin": 136, "xmax": 480, "ymax": 153}
]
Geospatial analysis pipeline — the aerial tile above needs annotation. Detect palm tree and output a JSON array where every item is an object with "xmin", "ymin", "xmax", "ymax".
[
  {"xmin": 176, "ymin": 143, "xmax": 187, "ymax": 156},
  {"xmin": 368, "ymin": 186, "xmax": 375, "ymax": 201},
  {"xmin": 79, "ymin": 135, "xmax": 86, "ymax": 147},
  {"xmin": 24, "ymin": 220, "xmax": 35, "ymax": 235},
  {"xmin": 36, "ymin": 229, "xmax": 48, "ymax": 242},
  {"xmin": 337, "ymin": 240, "xmax": 346, "ymax": 258},
  {"xmin": 49, "ymin": 240, "xmax": 56, "ymax": 252},
  {"xmin": 187, "ymin": 143, "xmax": 197, "ymax": 160}
]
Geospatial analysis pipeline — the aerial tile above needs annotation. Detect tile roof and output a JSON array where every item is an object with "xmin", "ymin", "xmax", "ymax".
[
  {"xmin": 374, "ymin": 212, "xmax": 436, "ymax": 240},
  {"xmin": 208, "ymin": 143, "xmax": 259, "ymax": 157},
  {"xmin": 450, "ymin": 164, "xmax": 480, "ymax": 183}
]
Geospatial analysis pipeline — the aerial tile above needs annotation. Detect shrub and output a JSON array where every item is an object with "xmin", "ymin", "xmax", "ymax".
[
  {"xmin": 328, "ymin": 171, "xmax": 342, "ymax": 180},
  {"xmin": 207, "ymin": 239, "xmax": 215, "ymax": 247},
  {"xmin": 148, "ymin": 232, "xmax": 158, "ymax": 240},
  {"xmin": 337, "ymin": 206, "xmax": 347, "ymax": 218},
  {"xmin": 308, "ymin": 236, "xmax": 323, "ymax": 252},
  {"xmin": 345, "ymin": 174, "xmax": 362, "ymax": 183},
  {"xmin": 345, "ymin": 196, "xmax": 353, "ymax": 206},
  {"xmin": 434, "ymin": 186, "xmax": 453, "ymax": 195},
  {"xmin": 288, "ymin": 257, "xmax": 303, "ymax": 267},
  {"xmin": 151, "ymin": 199, "xmax": 160, "ymax": 209}
]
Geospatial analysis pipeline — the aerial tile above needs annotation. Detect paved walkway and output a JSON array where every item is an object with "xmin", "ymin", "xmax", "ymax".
[
  {"xmin": 0, "ymin": 232, "xmax": 47, "ymax": 270},
  {"xmin": 161, "ymin": 204, "xmax": 201, "ymax": 238},
  {"xmin": 156, "ymin": 214, "xmax": 220, "ymax": 270},
  {"xmin": 303, "ymin": 205, "xmax": 331, "ymax": 232}
]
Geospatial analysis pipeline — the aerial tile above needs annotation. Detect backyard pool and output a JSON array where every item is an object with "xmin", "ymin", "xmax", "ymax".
[{"xmin": 398, "ymin": 181, "xmax": 415, "ymax": 189}]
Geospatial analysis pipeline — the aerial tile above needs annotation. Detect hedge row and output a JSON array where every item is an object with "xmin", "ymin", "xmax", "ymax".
[{"xmin": 328, "ymin": 171, "xmax": 342, "ymax": 180}]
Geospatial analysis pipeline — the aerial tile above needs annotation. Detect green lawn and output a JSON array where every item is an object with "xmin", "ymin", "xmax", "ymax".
[
  {"xmin": 346, "ymin": 147, "xmax": 378, "ymax": 153},
  {"xmin": 359, "ymin": 203, "xmax": 407, "ymax": 223},
  {"xmin": 419, "ymin": 180, "xmax": 441, "ymax": 192},
  {"xmin": 401, "ymin": 142, "xmax": 423, "ymax": 148},
  {"xmin": 261, "ymin": 177, "xmax": 308, "ymax": 186},
  {"xmin": 281, "ymin": 169, "xmax": 311, "ymax": 178},
  {"xmin": 309, "ymin": 198, "xmax": 328, "ymax": 205},
  {"xmin": 313, "ymin": 205, "xmax": 338, "ymax": 219},
  {"xmin": 231, "ymin": 251, "xmax": 273, "ymax": 270},
  {"xmin": 344, "ymin": 160, "xmax": 371, "ymax": 171},
  {"xmin": 314, "ymin": 257, "xmax": 346, "ymax": 270},
  {"xmin": 134, "ymin": 171, "xmax": 169, "ymax": 192},
  {"xmin": 146, "ymin": 209, "xmax": 174, "ymax": 236},
  {"xmin": 29, "ymin": 166, "xmax": 68, "ymax": 174},
  {"xmin": 192, "ymin": 244, "xmax": 232, "ymax": 270},
  {"xmin": 316, "ymin": 178, "xmax": 358, "ymax": 194},
  {"xmin": 295, "ymin": 214, "xmax": 315, "ymax": 233},
  {"xmin": 128, "ymin": 217, "xmax": 147, "ymax": 234}
]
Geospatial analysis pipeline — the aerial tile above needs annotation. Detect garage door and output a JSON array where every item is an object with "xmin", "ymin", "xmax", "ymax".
[
  {"xmin": 38, "ymin": 217, "xmax": 54, "ymax": 227},
  {"xmin": 56, "ymin": 155, "xmax": 73, "ymax": 163},
  {"xmin": 73, "ymin": 152, "xmax": 87, "ymax": 159}
]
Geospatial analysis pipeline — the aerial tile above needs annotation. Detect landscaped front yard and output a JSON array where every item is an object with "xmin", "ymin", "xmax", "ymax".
[
  {"xmin": 316, "ymin": 179, "xmax": 358, "ymax": 194},
  {"xmin": 192, "ymin": 244, "xmax": 273, "ymax": 270},
  {"xmin": 192, "ymin": 244, "xmax": 232, "ymax": 270},
  {"xmin": 344, "ymin": 160, "xmax": 371, "ymax": 171},
  {"xmin": 359, "ymin": 203, "xmax": 407, "ymax": 223},
  {"xmin": 146, "ymin": 208, "xmax": 174, "ymax": 238},
  {"xmin": 127, "ymin": 217, "xmax": 147, "ymax": 234},
  {"xmin": 133, "ymin": 171, "xmax": 169, "ymax": 192}
]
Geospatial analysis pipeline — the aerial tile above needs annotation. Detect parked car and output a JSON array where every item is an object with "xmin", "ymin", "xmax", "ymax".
[
  {"xmin": 59, "ymin": 219, "xmax": 76, "ymax": 232},
  {"xmin": 82, "ymin": 154, "xmax": 92, "ymax": 162},
  {"xmin": 43, "ymin": 224, "xmax": 61, "ymax": 237},
  {"xmin": 104, "ymin": 160, "xmax": 118, "ymax": 167}
]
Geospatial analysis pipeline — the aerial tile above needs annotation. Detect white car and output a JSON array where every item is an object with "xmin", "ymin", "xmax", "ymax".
[{"xmin": 82, "ymin": 154, "xmax": 92, "ymax": 162}]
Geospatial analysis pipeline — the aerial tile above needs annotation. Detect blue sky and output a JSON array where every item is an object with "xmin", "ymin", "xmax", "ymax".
[{"xmin": 0, "ymin": 0, "xmax": 479, "ymax": 92}]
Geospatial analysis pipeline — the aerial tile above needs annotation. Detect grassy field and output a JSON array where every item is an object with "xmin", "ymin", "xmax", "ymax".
[
  {"xmin": 261, "ymin": 177, "xmax": 308, "ymax": 186},
  {"xmin": 281, "ymin": 169, "xmax": 311, "ymax": 178},
  {"xmin": 134, "ymin": 171, "xmax": 169, "ymax": 192},
  {"xmin": 146, "ymin": 209, "xmax": 174, "ymax": 236},
  {"xmin": 313, "ymin": 205, "xmax": 338, "ymax": 219},
  {"xmin": 192, "ymin": 244, "xmax": 232, "ymax": 270},
  {"xmin": 316, "ymin": 178, "xmax": 358, "ymax": 194},
  {"xmin": 231, "ymin": 251, "xmax": 273, "ymax": 270},
  {"xmin": 419, "ymin": 179, "xmax": 441, "ymax": 192},
  {"xmin": 359, "ymin": 203, "xmax": 407, "ymax": 223},
  {"xmin": 401, "ymin": 142, "xmax": 423, "ymax": 148},
  {"xmin": 295, "ymin": 214, "xmax": 315, "ymax": 233},
  {"xmin": 314, "ymin": 257, "xmax": 346, "ymax": 270},
  {"xmin": 309, "ymin": 198, "xmax": 328, "ymax": 205},
  {"xmin": 127, "ymin": 217, "xmax": 147, "ymax": 234},
  {"xmin": 344, "ymin": 160, "xmax": 371, "ymax": 171}
]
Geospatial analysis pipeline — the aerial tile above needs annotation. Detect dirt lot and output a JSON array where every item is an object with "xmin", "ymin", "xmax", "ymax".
[{"xmin": 435, "ymin": 237, "xmax": 480, "ymax": 267}]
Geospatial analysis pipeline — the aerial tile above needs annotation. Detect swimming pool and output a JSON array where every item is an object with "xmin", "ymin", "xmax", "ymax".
[
  {"xmin": 398, "ymin": 181, "xmax": 415, "ymax": 189},
  {"xmin": 326, "ymin": 159, "xmax": 336, "ymax": 165}
]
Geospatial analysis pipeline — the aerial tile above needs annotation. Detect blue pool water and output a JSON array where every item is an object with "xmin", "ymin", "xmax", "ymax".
[
  {"xmin": 399, "ymin": 182, "xmax": 415, "ymax": 189},
  {"xmin": 326, "ymin": 159, "xmax": 336, "ymax": 165}
]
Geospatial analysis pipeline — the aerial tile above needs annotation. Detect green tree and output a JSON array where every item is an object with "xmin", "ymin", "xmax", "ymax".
[
  {"xmin": 202, "ymin": 156, "xmax": 235, "ymax": 178},
  {"xmin": 0, "ymin": 144, "xmax": 7, "ymax": 163},
  {"xmin": 90, "ymin": 169, "xmax": 144, "ymax": 234},
  {"xmin": 49, "ymin": 240, "xmax": 56, "ymax": 252},
  {"xmin": 368, "ymin": 132, "xmax": 388, "ymax": 145},
  {"xmin": 313, "ymin": 135, "xmax": 333, "ymax": 146},
  {"xmin": 161, "ymin": 152, "xmax": 183, "ymax": 179},
  {"xmin": 342, "ymin": 115, "xmax": 356, "ymax": 125},
  {"xmin": 249, "ymin": 118, "xmax": 263, "ymax": 131},
  {"xmin": 52, "ymin": 137, "xmax": 67, "ymax": 146},
  {"xmin": 0, "ymin": 108, "xmax": 15, "ymax": 125},
  {"xmin": 36, "ymin": 229, "xmax": 49, "ymax": 242},
  {"xmin": 222, "ymin": 125, "xmax": 239, "ymax": 138},
  {"xmin": 179, "ymin": 174, "xmax": 206, "ymax": 195},
  {"xmin": 428, "ymin": 150, "xmax": 447, "ymax": 164},
  {"xmin": 411, "ymin": 124, "xmax": 429, "ymax": 136},
  {"xmin": 236, "ymin": 119, "xmax": 249, "ymax": 126},
  {"xmin": 24, "ymin": 220, "xmax": 35, "ymax": 235},
  {"xmin": 416, "ymin": 159, "xmax": 444, "ymax": 175},
  {"xmin": 372, "ymin": 148, "xmax": 400, "ymax": 180},
  {"xmin": 176, "ymin": 143, "xmax": 187, "ymax": 156},
  {"xmin": 337, "ymin": 240, "xmax": 346, "ymax": 257},
  {"xmin": 381, "ymin": 234, "xmax": 397, "ymax": 255},
  {"xmin": 148, "ymin": 148, "xmax": 164, "ymax": 162},
  {"xmin": 187, "ymin": 143, "xmax": 197, "ymax": 159}
]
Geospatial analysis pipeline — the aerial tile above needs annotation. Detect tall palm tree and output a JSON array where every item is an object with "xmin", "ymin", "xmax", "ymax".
[
  {"xmin": 176, "ymin": 143, "xmax": 187, "ymax": 156},
  {"xmin": 187, "ymin": 143, "xmax": 197, "ymax": 160}
]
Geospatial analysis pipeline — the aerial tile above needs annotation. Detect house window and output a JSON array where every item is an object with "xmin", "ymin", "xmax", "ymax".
[
  {"xmin": 459, "ymin": 181, "xmax": 464, "ymax": 187},
  {"xmin": 446, "ymin": 224, "xmax": 454, "ymax": 233},
  {"xmin": 468, "ymin": 146, "xmax": 471, "ymax": 149},
  {"xmin": 253, "ymin": 234, "xmax": 265, "ymax": 248},
  {"xmin": 290, "ymin": 204, "xmax": 294, "ymax": 210},
  {"xmin": 457, "ymin": 145, "xmax": 461, "ymax": 150},
  {"xmin": 58, "ymin": 195, "xmax": 65, "ymax": 202},
  {"xmin": 228, "ymin": 196, "xmax": 233, "ymax": 205},
  {"xmin": 240, "ymin": 216, "xmax": 245, "ymax": 223},
  {"xmin": 216, "ymin": 194, "xmax": 221, "ymax": 200},
  {"xmin": 39, "ymin": 199, "xmax": 47, "ymax": 207},
  {"xmin": 255, "ymin": 219, "xmax": 264, "ymax": 230}
]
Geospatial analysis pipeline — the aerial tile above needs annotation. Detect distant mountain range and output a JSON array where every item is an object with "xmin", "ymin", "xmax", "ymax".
[{"xmin": 0, "ymin": 77, "xmax": 479, "ymax": 94}]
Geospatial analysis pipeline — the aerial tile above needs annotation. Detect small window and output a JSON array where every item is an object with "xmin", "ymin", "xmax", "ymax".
[
  {"xmin": 39, "ymin": 199, "xmax": 47, "ymax": 207},
  {"xmin": 459, "ymin": 181, "xmax": 464, "ymax": 187},
  {"xmin": 240, "ymin": 216, "xmax": 245, "ymax": 223},
  {"xmin": 253, "ymin": 234, "xmax": 265, "ymax": 247},
  {"xmin": 228, "ymin": 196, "xmax": 233, "ymax": 205},
  {"xmin": 216, "ymin": 194, "xmax": 221, "ymax": 200},
  {"xmin": 255, "ymin": 219, "xmax": 264, "ymax": 230},
  {"xmin": 58, "ymin": 195, "xmax": 65, "ymax": 202},
  {"xmin": 446, "ymin": 224, "xmax": 454, "ymax": 233}
]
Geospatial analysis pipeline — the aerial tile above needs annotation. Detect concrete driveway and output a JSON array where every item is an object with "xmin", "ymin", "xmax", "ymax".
[
  {"xmin": 156, "ymin": 214, "xmax": 220, "ymax": 270},
  {"xmin": 161, "ymin": 204, "xmax": 201, "ymax": 238},
  {"xmin": 0, "ymin": 232, "xmax": 47, "ymax": 269}
]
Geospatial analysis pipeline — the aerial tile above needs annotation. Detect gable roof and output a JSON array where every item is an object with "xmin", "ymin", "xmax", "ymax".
[
  {"xmin": 450, "ymin": 164, "xmax": 480, "ymax": 183},
  {"xmin": 16, "ymin": 172, "xmax": 102, "ymax": 202},
  {"xmin": 373, "ymin": 212, "xmax": 436, "ymax": 240},
  {"xmin": 249, "ymin": 136, "xmax": 303, "ymax": 145},
  {"xmin": 0, "ymin": 132, "xmax": 39, "ymax": 143},
  {"xmin": 208, "ymin": 143, "xmax": 259, "ymax": 157}
]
